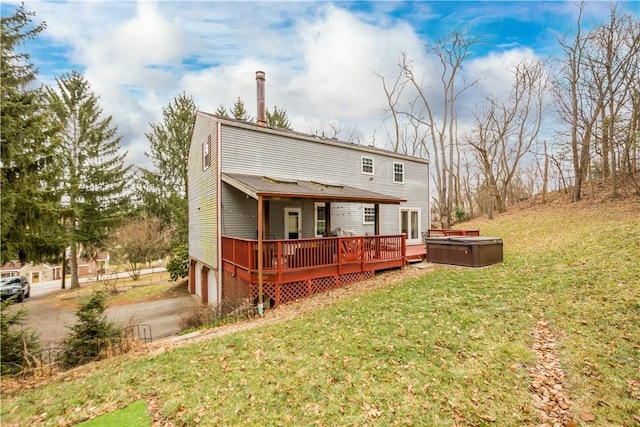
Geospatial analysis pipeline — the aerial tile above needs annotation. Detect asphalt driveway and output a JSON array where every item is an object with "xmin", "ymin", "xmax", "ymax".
[{"xmin": 22, "ymin": 293, "xmax": 199, "ymax": 348}]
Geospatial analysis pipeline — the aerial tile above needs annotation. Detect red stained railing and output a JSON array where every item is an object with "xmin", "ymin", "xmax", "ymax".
[
  {"xmin": 424, "ymin": 229, "xmax": 480, "ymax": 238},
  {"xmin": 221, "ymin": 235, "xmax": 406, "ymax": 284}
]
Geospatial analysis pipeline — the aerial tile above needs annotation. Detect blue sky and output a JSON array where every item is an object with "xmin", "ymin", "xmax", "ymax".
[{"xmin": 3, "ymin": 1, "xmax": 638, "ymax": 168}]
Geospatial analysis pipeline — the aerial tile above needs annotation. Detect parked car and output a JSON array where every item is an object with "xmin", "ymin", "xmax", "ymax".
[{"xmin": 0, "ymin": 276, "xmax": 30, "ymax": 302}]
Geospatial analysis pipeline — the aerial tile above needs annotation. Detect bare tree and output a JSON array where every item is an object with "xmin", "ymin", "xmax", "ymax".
[
  {"xmin": 629, "ymin": 87, "xmax": 640, "ymax": 193},
  {"xmin": 554, "ymin": 3, "xmax": 600, "ymax": 202},
  {"xmin": 466, "ymin": 58, "xmax": 548, "ymax": 213},
  {"xmin": 376, "ymin": 66, "xmax": 408, "ymax": 152},
  {"xmin": 589, "ymin": 5, "xmax": 640, "ymax": 196},
  {"xmin": 310, "ymin": 120, "xmax": 360, "ymax": 143},
  {"xmin": 108, "ymin": 216, "xmax": 170, "ymax": 281},
  {"xmin": 394, "ymin": 31, "xmax": 481, "ymax": 228},
  {"xmin": 553, "ymin": 3, "xmax": 638, "ymax": 201}
]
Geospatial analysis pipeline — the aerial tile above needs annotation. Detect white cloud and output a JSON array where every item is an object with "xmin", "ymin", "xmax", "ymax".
[
  {"xmin": 12, "ymin": 0, "xmax": 631, "ymax": 168},
  {"xmin": 467, "ymin": 47, "xmax": 540, "ymax": 101},
  {"xmin": 182, "ymin": 4, "xmax": 425, "ymax": 148}
]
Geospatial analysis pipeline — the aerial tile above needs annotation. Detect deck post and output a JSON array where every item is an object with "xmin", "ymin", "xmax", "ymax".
[{"xmin": 257, "ymin": 195, "xmax": 264, "ymax": 315}]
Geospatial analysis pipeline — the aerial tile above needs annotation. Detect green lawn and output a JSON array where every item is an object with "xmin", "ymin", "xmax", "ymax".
[{"xmin": 2, "ymin": 201, "xmax": 638, "ymax": 426}]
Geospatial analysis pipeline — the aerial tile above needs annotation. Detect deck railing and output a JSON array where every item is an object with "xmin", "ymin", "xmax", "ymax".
[
  {"xmin": 222, "ymin": 234, "xmax": 406, "ymax": 284},
  {"xmin": 422, "ymin": 229, "xmax": 480, "ymax": 240}
]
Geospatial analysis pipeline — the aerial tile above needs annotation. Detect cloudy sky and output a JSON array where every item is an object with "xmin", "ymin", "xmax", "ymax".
[{"xmin": 3, "ymin": 1, "xmax": 637, "ymax": 169}]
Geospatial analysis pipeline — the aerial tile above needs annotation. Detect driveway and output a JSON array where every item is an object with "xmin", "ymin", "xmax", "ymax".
[{"xmin": 22, "ymin": 293, "xmax": 200, "ymax": 348}]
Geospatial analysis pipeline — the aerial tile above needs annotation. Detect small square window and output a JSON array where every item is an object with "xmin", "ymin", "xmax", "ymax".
[
  {"xmin": 363, "ymin": 206, "xmax": 375, "ymax": 224},
  {"xmin": 393, "ymin": 162, "xmax": 404, "ymax": 184},
  {"xmin": 203, "ymin": 135, "xmax": 211, "ymax": 170},
  {"xmin": 362, "ymin": 157, "xmax": 374, "ymax": 175}
]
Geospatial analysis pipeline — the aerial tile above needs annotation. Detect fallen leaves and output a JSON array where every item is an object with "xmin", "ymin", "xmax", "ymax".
[{"xmin": 529, "ymin": 319, "xmax": 577, "ymax": 426}]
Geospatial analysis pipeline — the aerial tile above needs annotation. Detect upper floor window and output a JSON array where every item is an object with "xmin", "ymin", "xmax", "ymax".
[
  {"xmin": 203, "ymin": 135, "xmax": 211, "ymax": 170},
  {"xmin": 393, "ymin": 162, "xmax": 404, "ymax": 184},
  {"xmin": 363, "ymin": 206, "xmax": 375, "ymax": 224},
  {"xmin": 361, "ymin": 156, "xmax": 374, "ymax": 175}
]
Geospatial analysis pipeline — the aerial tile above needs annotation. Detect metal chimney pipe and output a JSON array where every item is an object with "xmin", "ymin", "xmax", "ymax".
[{"xmin": 256, "ymin": 71, "xmax": 266, "ymax": 127}]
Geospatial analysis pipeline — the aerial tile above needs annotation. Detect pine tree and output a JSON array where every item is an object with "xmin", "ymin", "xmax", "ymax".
[
  {"xmin": 214, "ymin": 104, "xmax": 228, "ymax": 117},
  {"xmin": 46, "ymin": 71, "xmax": 132, "ymax": 289},
  {"xmin": 138, "ymin": 92, "xmax": 196, "ymax": 246},
  {"xmin": 60, "ymin": 292, "xmax": 120, "ymax": 368},
  {"xmin": 1, "ymin": 4, "xmax": 65, "ymax": 263},
  {"xmin": 0, "ymin": 299, "xmax": 41, "ymax": 375},
  {"xmin": 266, "ymin": 105, "xmax": 292, "ymax": 130},
  {"xmin": 231, "ymin": 96, "xmax": 251, "ymax": 121}
]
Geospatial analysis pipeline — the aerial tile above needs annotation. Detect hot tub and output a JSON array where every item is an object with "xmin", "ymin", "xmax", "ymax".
[{"xmin": 425, "ymin": 236, "xmax": 503, "ymax": 267}]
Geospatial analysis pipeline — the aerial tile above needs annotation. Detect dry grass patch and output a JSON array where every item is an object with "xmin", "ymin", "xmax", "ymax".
[{"xmin": 45, "ymin": 272, "xmax": 187, "ymax": 309}]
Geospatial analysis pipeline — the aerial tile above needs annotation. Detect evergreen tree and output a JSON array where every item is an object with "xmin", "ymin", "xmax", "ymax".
[
  {"xmin": 0, "ymin": 299, "xmax": 41, "ymax": 375},
  {"xmin": 214, "ymin": 104, "xmax": 228, "ymax": 117},
  {"xmin": 1, "ymin": 4, "xmax": 64, "ymax": 263},
  {"xmin": 46, "ymin": 71, "xmax": 132, "ymax": 289},
  {"xmin": 138, "ymin": 92, "xmax": 195, "ymax": 246},
  {"xmin": 60, "ymin": 292, "xmax": 120, "ymax": 368},
  {"xmin": 266, "ymin": 105, "xmax": 292, "ymax": 130},
  {"xmin": 231, "ymin": 96, "xmax": 251, "ymax": 121}
]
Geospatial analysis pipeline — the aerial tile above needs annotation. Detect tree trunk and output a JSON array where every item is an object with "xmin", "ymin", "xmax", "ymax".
[
  {"xmin": 487, "ymin": 192, "xmax": 494, "ymax": 220},
  {"xmin": 60, "ymin": 253, "xmax": 66, "ymax": 290},
  {"xmin": 542, "ymin": 141, "xmax": 549, "ymax": 203},
  {"xmin": 602, "ymin": 114, "xmax": 610, "ymax": 178},
  {"xmin": 70, "ymin": 242, "xmax": 80, "ymax": 289}
]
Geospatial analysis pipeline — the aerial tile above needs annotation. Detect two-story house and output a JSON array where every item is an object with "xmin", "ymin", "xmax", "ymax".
[{"xmin": 187, "ymin": 72, "xmax": 430, "ymax": 313}]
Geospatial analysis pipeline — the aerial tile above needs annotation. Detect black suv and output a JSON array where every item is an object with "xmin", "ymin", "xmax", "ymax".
[{"xmin": 0, "ymin": 276, "xmax": 30, "ymax": 302}]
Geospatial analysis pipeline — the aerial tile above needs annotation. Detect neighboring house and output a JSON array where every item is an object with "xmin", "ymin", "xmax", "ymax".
[
  {"xmin": 187, "ymin": 71, "xmax": 430, "ymax": 311},
  {"xmin": 90, "ymin": 251, "xmax": 111, "ymax": 275},
  {"xmin": 0, "ymin": 261, "xmax": 62, "ymax": 283},
  {"xmin": 0, "ymin": 252, "xmax": 110, "ymax": 283}
]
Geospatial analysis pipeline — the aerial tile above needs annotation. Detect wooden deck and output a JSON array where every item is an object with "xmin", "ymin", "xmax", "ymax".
[
  {"xmin": 406, "ymin": 243, "xmax": 427, "ymax": 262},
  {"xmin": 221, "ymin": 235, "xmax": 407, "ymax": 307}
]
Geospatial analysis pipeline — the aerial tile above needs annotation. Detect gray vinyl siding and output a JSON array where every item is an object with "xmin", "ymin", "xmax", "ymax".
[
  {"xmin": 219, "ymin": 123, "xmax": 429, "ymax": 238},
  {"xmin": 188, "ymin": 113, "xmax": 218, "ymax": 268},
  {"xmin": 220, "ymin": 183, "xmax": 258, "ymax": 239}
]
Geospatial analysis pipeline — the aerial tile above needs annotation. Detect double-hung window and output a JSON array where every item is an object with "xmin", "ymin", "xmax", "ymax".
[
  {"xmin": 393, "ymin": 162, "xmax": 404, "ymax": 184},
  {"xmin": 361, "ymin": 156, "xmax": 374, "ymax": 175},
  {"xmin": 363, "ymin": 205, "xmax": 375, "ymax": 224}
]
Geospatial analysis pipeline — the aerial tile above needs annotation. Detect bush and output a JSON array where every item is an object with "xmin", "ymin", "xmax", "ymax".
[
  {"xmin": 60, "ymin": 292, "xmax": 121, "ymax": 368},
  {"xmin": 166, "ymin": 244, "xmax": 188, "ymax": 281},
  {"xmin": 453, "ymin": 206, "xmax": 470, "ymax": 222},
  {"xmin": 0, "ymin": 299, "xmax": 41, "ymax": 375}
]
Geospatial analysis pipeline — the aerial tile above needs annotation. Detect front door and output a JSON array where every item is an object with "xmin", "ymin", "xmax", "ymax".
[{"xmin": 284, "ymin": 208, "xmax": 302, "ymax": 239}]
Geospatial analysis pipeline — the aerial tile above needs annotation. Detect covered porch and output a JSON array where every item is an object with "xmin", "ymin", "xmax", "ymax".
[{"xmin": 220, "ymin": 173, "xmax": 412, "ymax": 310}]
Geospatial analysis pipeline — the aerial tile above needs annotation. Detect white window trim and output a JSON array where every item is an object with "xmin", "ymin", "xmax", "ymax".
[
  {"xmin": 399, "ymin": 207, "xmax": 421, "ymax": 244},
  {"xmin": 363, "ymin": 205, "xmax": 375, "ymax": 224},
  {"xmin": 361, "ymin": 156, "xmax": 374, "ymax": 175},
  {"xmin": 284, "ymin": 207, "xmax": 302, "ymax": 241},
  {"xmin": 393, "ymin": 161, "xmax": 404, "ymax": 184},
  {"xmin": 314, "ymin": 202, "xmax": 326, "ymax": 237},
  {"xmin": 203, "ymin": 136, "xmax": 211, "ymax": 171}
]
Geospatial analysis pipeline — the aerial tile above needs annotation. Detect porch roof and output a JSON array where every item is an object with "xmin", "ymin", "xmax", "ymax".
[{"xmin": 222, "ymin": 173, "xmax": 406, "ymax": 204}]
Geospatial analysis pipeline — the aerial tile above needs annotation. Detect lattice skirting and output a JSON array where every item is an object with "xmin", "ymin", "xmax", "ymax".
[{"xmin": 221, "ymin": 271, "xmax": 374, "ymax": 309}]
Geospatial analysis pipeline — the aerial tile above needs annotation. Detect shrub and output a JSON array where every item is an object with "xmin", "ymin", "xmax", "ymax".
[
  {"xmin": 453, "ymin": 206, "xmax": 470, "ymax": 222},
  {"xmin": 166, "ymin": 244, "xmax": 188, "ymax": 281},
  {"xmin": 0, "ymin": 299, "xmax": 40, "ymax": 375},
  {"xmin": 60, "ymin": 292, "xmax": 120, "ymax": 368}
]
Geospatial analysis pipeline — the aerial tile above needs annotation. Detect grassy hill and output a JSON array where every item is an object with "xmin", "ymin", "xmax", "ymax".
[{"xmin": 2, "ymin": 198, "xmax": 639, "ymax": 426}]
